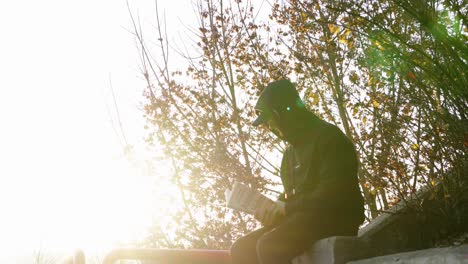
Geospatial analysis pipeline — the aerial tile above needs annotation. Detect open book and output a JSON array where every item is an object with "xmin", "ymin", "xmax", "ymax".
[{"xmin": 225, "ymin": 181, "xmax": 283, "ymax": 215}]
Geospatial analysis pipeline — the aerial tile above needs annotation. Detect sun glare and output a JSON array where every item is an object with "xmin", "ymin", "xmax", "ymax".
[
  {"xmin": 0, "ymin": 147, "xmax": 162, "ymax": 259},
  {"xmin": 0, "ymin": 0, "xmax": 196, "ymax": 262}
]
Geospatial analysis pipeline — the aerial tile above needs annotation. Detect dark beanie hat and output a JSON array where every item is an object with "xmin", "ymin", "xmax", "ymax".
[{"xmin": 253, "ymin": 79, "xmax": 304, "ymax": 126}]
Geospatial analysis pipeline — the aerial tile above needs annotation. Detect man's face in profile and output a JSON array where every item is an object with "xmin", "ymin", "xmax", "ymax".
[{"xmin": 257, "ymin": 108, "xmax": 285, "ymax": 139}]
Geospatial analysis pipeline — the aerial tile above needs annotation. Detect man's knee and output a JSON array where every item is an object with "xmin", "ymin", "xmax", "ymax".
[
  {"xmin": 256, "ymin": 232, "xmax": 279, "ymax": 262},
  {"xmin": 231, "ymin": 235, "xmax": 257, "ymax": 263},
  {"xmin": 230, "ymin": 237, "xmax": 244, "ymax": 259},
  {"xmin": 256, "ymin": 228, "xmax": 303, "ymax": 264}
]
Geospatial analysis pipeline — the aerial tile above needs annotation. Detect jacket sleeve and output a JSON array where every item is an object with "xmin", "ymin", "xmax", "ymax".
[
  {"xmin": 285, "ymin": 129, "xmax": 358, "ymax": 214},
  {"xmin": 277, "ymin": 192, "xmax": 286, "ymax": 202}
]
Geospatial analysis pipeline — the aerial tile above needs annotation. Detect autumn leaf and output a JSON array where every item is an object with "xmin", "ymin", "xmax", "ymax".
[
  {"xmin": 328, "ymin": 23, "xmax": 340, "ymax": 35},
  {"xmin": 339, "ymin": 35, "xmax": 348, "ymax": 44},
  {"xmin": 407, "ymin": 71, "xmax": 416, "ymax": 80},
  {"xmin": 374, "ymin": 40, "xmax": 384, "ymax": 50},
  {"xmin": 353, "ymin": 106, "xmax": 359, "ymax": 117},
  {"xmin": 310, "ymin": 92, "xmax": 319, "ymax": 104},
  {"xmin": 372, "ymin": 100, "xmax": 380, "ymax": 108},
  {"xmin": 350, "ymin": 71, "xmax": 359, "ymax": 83}
]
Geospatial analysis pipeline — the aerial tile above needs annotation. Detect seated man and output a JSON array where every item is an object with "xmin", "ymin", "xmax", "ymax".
[{"xmin": 230, "ymin": 79, "xmax": 365, "ymax": 264}]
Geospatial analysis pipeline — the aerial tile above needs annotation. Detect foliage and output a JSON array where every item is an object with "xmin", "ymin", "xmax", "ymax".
[{"xmin": 132, "ymin": 0, "xmax": 467, "ymax": 248}]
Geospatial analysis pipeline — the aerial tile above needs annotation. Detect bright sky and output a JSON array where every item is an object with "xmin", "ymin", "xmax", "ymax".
[{"xmin": 0, "ymin": 0, "xmax": 195, "ymax": 262}]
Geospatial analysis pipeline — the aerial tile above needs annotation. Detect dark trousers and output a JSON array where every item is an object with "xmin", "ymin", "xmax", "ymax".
[{"xmin": 230, "ymin": 212, "xmax": 358, "ymax": 264}]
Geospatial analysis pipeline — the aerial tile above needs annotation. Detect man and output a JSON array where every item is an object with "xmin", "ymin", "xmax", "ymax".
[{"xmin": 230, "ymin": 79, "xmax": 365, "ymax": 264}]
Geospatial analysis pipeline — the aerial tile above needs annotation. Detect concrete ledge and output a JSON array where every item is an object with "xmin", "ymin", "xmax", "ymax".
[
  {"xmin": 347, "ymin": 245, "xmax": 468, "ymax": 264},
  {"xmin": 292, "ymin": 236, "xmax": 369, "ymax": 264}
]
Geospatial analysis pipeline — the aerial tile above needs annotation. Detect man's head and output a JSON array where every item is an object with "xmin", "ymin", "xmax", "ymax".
[{"xmin": 253, "ymin": 79, "xmax": 306, "ymax": 140}]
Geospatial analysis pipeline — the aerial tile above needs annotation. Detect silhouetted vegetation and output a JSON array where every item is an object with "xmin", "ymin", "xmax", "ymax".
[{"xmin": 131, "ymin": 0, "xmax": 467, "ymax": 248}]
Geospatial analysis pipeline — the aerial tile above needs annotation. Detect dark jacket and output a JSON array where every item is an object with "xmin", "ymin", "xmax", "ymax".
[{"xmin": 279, "ymin": 115, "xmax": 365, "ymax": 226}]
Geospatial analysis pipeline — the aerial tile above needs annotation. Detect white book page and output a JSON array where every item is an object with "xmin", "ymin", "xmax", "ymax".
[{"xmin": 225, "ymin": 181, "xmax": 275, "ymax": 214}]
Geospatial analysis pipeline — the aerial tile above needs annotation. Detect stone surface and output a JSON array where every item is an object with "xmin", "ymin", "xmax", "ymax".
[
  {"xmin": 347, "ymin": 245, "xmax": 468, "ymax": 264},
  {"xmin": 292, "ymin": 236, "xmax": 369, "ymax": 264},
  {"xmin": 356, "ymin": 185, "xmax": 447, "ymax": 258},
  {"xmin": 289, "ymin": 183, "xmax": 458, "ymax": 264}
]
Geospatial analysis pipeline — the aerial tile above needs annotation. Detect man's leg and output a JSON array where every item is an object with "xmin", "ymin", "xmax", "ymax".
[
  {"xmin": 230, "ymin": 227, "xmax": 270, "ymax": 264},
  {"xmin": 256, "ymin": 212, "xmax": 357, "ymax": 264}
]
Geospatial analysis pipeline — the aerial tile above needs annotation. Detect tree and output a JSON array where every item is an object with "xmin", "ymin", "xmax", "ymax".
[
  {"xmin": 131, "ymin": 0, "xmax": 282, "ymax": 248},
  {"xmin": 132, "ymin": 0, "xmax": 467, "ymax": 248}
]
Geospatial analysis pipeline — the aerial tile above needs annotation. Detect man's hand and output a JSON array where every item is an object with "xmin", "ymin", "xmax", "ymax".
[{"xmin": 254, "ymin": 200, "xmax": 285, "ymax": 226}]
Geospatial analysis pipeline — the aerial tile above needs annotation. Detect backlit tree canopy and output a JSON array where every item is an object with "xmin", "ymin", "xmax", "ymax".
[{"xmin": 131, "ymin": 0, "xmax": 467, "ymax": 249}]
